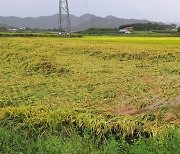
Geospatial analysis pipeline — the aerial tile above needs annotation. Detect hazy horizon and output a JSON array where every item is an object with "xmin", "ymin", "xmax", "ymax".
[{"xmin": 0, "ymin": 0, "xmax": 180, "ymax": 23}]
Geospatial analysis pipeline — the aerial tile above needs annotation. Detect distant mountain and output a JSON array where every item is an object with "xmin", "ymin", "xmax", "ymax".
[
  {"xmin": 0, "ymin": 23, "xmax": 15, "ymax": 29},
  {"xmin": 0, "ymin": 14, "xmax": 163, "ymax": 31}
]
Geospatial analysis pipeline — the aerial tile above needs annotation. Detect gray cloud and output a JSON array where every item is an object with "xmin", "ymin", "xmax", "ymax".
[{"xmin": 0, "ymin": 0, "xmax": 179, "ymax": 22}]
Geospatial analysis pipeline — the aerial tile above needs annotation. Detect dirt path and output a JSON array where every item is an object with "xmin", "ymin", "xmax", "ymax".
[{"xmin": 114, "ymin": 96, "xmax": 180, "ymax": 116}]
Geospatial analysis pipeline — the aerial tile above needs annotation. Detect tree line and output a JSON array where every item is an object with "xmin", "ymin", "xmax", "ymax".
[
  {"xmin": 119, "ymin": 23, "xmax": 177, "ymax": 31},
  {"xmin": 178, "ymin": 27, "xmax": 180, "ymax": 32}
]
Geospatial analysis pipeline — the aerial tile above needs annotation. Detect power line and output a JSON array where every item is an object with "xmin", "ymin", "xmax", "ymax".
[
  {"xmin": 83, "ymin": 0, "xmax": 90, "ymax": 13},
  {"xmin": 81, "ymin": 0, "xmax": 95, "ymax": 30}
]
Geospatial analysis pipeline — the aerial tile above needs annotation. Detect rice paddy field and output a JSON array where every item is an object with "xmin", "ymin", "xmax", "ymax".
[{"xmin": 0, "ymin": 36, "xmax": 180, "ymax": 153}]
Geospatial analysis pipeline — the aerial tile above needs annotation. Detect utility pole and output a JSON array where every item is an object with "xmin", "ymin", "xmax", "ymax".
[{"xmin": 58, "ymin": 0, "xmax": 71, "ymax": 37}]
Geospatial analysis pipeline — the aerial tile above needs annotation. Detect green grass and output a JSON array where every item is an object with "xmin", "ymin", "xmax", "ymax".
[
  {"xmin": 76, "ymin": 36, "xmax": 180, "ymax": 45},
  {"xmin": 0, "ymin": 36, "xmax": 180, "ymax": 153},
  {"xmin": 0, "ymin": 126, "xmax": 179, "ymax": 154}
]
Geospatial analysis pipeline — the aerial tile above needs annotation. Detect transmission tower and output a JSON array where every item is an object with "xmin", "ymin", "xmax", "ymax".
[{"xmin": 58, "ymin": 0, "xmax": 71, "ymax": 37}]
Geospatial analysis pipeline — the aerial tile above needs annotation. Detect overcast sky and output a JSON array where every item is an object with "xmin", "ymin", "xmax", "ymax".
[{"xmin": 0, "ymin": 0, "xmax": 179, "ymax": 22}]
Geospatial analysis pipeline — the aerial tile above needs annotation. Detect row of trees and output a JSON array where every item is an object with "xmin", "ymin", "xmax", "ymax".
[
  {"xmin": 119, "ymin": 23, "xmax": 177, "ymax": 31},
  {"xmin": 0, "ymin": 27, "xmax": 59, "ymax": 32},
  {"xmin": 178, "ymin": 27, "xmax": 180, "ymax": 32}
]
